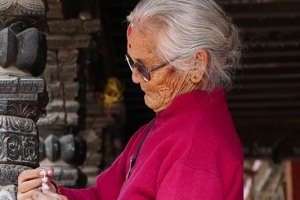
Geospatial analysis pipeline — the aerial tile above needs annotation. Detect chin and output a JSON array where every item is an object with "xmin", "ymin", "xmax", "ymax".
[
  {"xmin": 144, "ymin": 95, "xmax": 169, "ymax": 112},
  {"xmin": 144, "ymin": 96, "xmax": 157, "ymax": 111},
  {"xmin": 145, "ymin": 101, "xmax": 164, "ymax": 113},
  {"xmin": 144, "ymin": 98, "xmax": 153, "ymax": 110}
]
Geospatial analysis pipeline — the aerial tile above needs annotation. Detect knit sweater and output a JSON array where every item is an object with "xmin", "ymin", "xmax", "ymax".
[{"xmin": 59, "ymin": 88, "xmax": 244, "ymax": 200}]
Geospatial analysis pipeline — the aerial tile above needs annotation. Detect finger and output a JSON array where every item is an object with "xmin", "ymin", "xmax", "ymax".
[
  {"xmin": 18, "ymin": 167, "xmax": 54, "ymax": 193},
  {"xmin": 38, "ymin": 167, "xmax": 54, "ymax": 176},
  {"xmin": 18, "ymin": 177, "xmax": 44, "ymax": 193},
  {"xmin": 18, "ymin": 169, "xmax": 41, "ymax": 185},
  {"xmin": 41, "ymin": 176, "xmax": 58, "ymax": 193},
  {"xmin": 17, "ymin": 188, "xmax": 41, "ymax": 200},
  {"xmin": 18, "ymin": 167, "xmax": 53, "ymax": 184},
  {"xmin": 31, "ymin": 188, "xmax": 58, "ymax": 200}
]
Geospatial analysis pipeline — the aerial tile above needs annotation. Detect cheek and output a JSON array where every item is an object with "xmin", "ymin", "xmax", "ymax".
[
  {"xmin": 158, "ymin": 77, "xmax": 175, "ymax": 91},
  {"xmin": 149, "ymin": 71, "xmax": 176, "ymax": 96},
  {"xmin": 143, "ymin": 70, "xmax": 183, "ymax": 111},
  {"xmin": 155, "ymin": 70, "xmax": 178, "ymax": 90},
  {"xmin": 142, "ymin": 74, "xmax": 166, "ymax": 98}
]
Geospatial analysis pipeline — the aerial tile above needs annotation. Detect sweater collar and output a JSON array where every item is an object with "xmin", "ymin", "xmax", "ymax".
[{"xmin": 156, "ymin": 87, "xmax": 223, "ymax": 119}]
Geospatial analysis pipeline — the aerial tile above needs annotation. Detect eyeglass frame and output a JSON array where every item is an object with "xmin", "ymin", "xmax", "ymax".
[{"xmin": 125, "ymin": 53, "xmax": 179, "ymax": 81}]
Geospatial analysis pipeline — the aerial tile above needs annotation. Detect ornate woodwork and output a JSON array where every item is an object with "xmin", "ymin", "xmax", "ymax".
[
  {"xmin": 0, "ymin": 0, "xmax": 48, "ymax": 199},
  {"xmin": 37, "ymin": 0, "xmax": 102, "ymax": 188}
]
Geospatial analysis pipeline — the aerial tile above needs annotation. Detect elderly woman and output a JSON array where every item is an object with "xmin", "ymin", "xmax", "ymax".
[{"xmin": 18, "ymin": 0, "xmax": 243, "ymax": 199}]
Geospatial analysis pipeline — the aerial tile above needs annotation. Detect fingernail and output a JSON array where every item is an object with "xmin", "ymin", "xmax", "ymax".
[{"xmin": 40, "ymin": 170, "xmax": 46, "ymax": 176}]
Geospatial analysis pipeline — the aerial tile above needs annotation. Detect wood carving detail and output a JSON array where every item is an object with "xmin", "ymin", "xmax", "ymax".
[
  {"xmin": 0, "ymin": 0, "xmax": 48, "ymax": 199},
  {"xmin": 0, "ymin": 165, "xmax": 31, "ymax": 185},
  {"xmin": 0, "ymin": 131, "xmax": 39, "ymax": 167},
  {"xmin": 0, "ymin": 115, "xmax": 37, "ymax": 134}
]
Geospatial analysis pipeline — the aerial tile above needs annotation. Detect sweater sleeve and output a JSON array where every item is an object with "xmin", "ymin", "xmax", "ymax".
[
  {"xmin": 57, "ymin": 150, "xmax": 128, "ymax": 200},
  {"xmin": 57, "ymin": 126, "xmax": 147, "ymax": 200},
  {"xmin": 157, "ymin": 162, "xmax": 224, "ymax": 200}
]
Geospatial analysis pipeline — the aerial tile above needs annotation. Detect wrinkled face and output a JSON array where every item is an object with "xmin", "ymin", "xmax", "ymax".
[{"xmin": 127, "ymin": 22, "xmax": 193, "ymax": 112}]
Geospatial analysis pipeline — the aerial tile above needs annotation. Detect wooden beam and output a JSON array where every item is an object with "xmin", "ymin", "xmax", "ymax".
[{"xmin": 285, "ymin": 161, "xmax": 300, "ymax": 200}]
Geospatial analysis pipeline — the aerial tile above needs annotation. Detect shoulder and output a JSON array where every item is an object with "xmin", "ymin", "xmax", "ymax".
[{"xmin": 157, "ymin": 161, "xmax": 224, "ymax": 199}]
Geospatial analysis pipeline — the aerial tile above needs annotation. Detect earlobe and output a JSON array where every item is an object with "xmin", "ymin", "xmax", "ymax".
[{"xmin": 190, "ymin": 71, "xmax": 204, "ymax": 83}]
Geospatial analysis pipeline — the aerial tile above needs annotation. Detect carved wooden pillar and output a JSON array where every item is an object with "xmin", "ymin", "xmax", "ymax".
[
  {"xmin": 37, "ymin": 0, "xmax": 101, "ymax": 188},
  {"xmin": 0, "ymin": 0, "xmax": 48, "ymax": 199}
]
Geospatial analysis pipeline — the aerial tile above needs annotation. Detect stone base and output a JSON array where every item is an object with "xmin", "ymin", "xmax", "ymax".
[
  {"xmin": 0, "ymin": 165, "xmax": 32, "ymax": 186},
  {"xmin": 0, "ymin": 185, "xmax": 17, "ymax": 200}
]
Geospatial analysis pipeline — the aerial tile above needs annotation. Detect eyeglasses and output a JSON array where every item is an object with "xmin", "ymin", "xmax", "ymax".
[{"xmin": 125, "ymin": 53, "xmax": 179, "ymax": 81}]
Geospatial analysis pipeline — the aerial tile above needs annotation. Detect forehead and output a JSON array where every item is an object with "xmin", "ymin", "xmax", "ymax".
[{"xmin": 127, "ymin": 23, "xmax": 156, "ymax": 59}]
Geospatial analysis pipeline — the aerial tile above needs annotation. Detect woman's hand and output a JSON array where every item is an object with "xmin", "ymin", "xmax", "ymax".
[{"xmin": 18, "ymin": 167, "xmax": 68, "ymax": 200}]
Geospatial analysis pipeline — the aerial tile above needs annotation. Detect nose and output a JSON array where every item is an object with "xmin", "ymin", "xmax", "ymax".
[{"xmin": 131, "ymin": 68, "xmax": 144, "ymax": 84}]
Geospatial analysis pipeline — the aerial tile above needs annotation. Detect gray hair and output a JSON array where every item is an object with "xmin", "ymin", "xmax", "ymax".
[{"xmin": 127, "ymin": 0, "xmax": 241, "ymax": 90}]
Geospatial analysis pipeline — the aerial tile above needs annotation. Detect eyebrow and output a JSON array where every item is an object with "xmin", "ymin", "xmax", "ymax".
[
  {"xmin": 127, "ymin": 52, "xmax": 162, "ymax": 69},
  {"xmin": 127, "ymin": 53, "xmax": 143, "ymax": 64}
]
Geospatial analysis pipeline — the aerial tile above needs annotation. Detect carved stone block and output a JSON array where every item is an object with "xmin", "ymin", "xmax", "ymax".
[
  {"xmin": 0, "ymin": 184, "xmax": 17, "ymax": 200},
  {"xmin": 0, "ymin": 1, "xmax": 48, "ymax": 199},
  {"xmin": 0, "ymin": 76, "xmax": 48, "ymax": 122},
  {"xmin": 0, "ymin": 27, "xmax": 47, "ymax": 77},
  {"xmin": 44, "ymin": 134, "xmax": 61, "ymax": 162},
  {"xmin": 40, "ymin": 133, "xmax": 87, "ymax": 165},
  {"xmin": 16, "ymin": 28, "xmax": 47, "ymax": 76},
  {"xmin": 0, "ymin": 131, "xmax": 39, "ymax": 167},
  {"xmin": 60, "ymin": 134, "xmax": 86, "ymax": 165},
  {"xmin": 0, "ymin": 165, "xmax": 31, "ymax": 185},
  {"xmin": 0, "ymin": 28, "xmax": 18, "ymax": 68}
]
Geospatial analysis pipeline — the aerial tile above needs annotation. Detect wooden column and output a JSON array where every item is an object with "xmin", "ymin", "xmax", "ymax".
[
  {"xmin": 0, "ymin": 0, "xmax": 48, "ymax": 199},
  {"xmin": 285, "ymin": 160, "xmax": 300, "ymax": 200}
]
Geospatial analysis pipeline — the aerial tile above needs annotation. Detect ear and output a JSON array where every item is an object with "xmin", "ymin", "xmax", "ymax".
[
  {"xmin": 196, "ymin": 49, "xmax": 209, "ymax": 66},
  {"xmin": 190, "ymin": 49, "xmax": 209, "ymax": 83}
]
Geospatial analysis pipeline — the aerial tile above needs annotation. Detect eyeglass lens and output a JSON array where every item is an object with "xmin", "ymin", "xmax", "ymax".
[{"xmin": 126, "ymin": 54, "xmax": 150, "ymax": 81}]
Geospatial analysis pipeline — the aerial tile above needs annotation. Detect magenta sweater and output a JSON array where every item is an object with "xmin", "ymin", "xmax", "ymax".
[{"xmin": 59, "ymin": 88, "xmax": 244, "ymax": 200}]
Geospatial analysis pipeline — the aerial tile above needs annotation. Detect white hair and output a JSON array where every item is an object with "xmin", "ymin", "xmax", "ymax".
[{"xmin": 127, "ymin": 0, "xmax": 241, "ymax": 90}]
